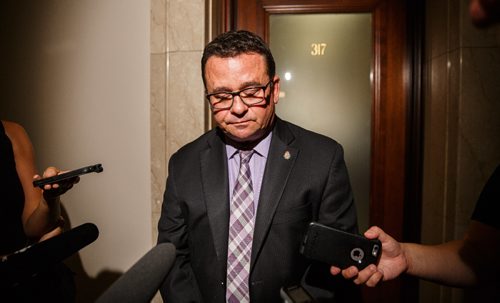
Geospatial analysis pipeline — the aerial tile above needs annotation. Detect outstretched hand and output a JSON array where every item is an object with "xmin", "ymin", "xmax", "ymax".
[{"xmin": 330, "ymin": 226, "xmax": 410, "ymax": 287}]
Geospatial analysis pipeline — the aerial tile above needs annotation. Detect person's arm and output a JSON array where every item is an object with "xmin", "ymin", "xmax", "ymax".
[
  {"xmin": 331, "ymin": 224, "xmax": 495, "ymax": 287},
  {"xmin": 157, "ymin": 157, "xmax": 203, "ymax": 302},
  {"xmin": 317, "ymin": 143, "xmax": 358, "ymax": 233},
  {"xmin": 304, "ymin": 143, "xmax": 360, "ymax": 299},
  {"xmin": 458, "ymin": 220, "xmax": 500, "ymax": 285},
  {"xmin": 403, "ymin": 240, "xmax": 477, "ymax": 286},
  {"xmin": 4, "ymin": 121, "xmax": 74, "ymax": 240}
]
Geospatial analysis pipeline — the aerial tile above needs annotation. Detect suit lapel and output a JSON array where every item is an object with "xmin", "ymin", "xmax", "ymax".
[
  {"xmin": 251, "ymin": 119, "xmax": 298, "ymax": 269},
  {"xmin": 201, "ymin": 121, "xmax": 299, "ymax": 274},
  {"xmin": 200, "ymin": 130, "xmax": 229, "ymax": 267}
]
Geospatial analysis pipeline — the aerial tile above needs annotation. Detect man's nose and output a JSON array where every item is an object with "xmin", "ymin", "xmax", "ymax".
[{"xmin": 230, "ymin": 95, "xmax": 248, "ymax": 114}]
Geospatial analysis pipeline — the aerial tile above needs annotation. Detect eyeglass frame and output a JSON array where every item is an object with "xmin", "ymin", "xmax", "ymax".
[{"xmin": 205, "ymin": 79, "xmax": 274, "ymax": 111}]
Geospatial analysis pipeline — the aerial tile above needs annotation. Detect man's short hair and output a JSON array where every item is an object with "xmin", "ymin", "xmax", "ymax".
[{"xmin": 201, "ymin": 30, "xmax": 276, "ymax": 87}]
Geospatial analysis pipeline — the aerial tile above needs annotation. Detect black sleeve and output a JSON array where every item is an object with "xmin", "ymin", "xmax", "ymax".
[{"xmin": 471, "ymin": 165, "xmax": 500, "ymax": 229}]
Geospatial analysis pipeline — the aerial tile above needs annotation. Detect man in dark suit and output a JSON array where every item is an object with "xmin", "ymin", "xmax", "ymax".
[{"xmin": 157, "ymin": 30, "xmax": 358, "ymax": 302}]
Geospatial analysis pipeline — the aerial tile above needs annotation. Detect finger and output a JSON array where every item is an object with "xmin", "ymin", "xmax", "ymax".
[
  {"xmin": 341, "ymin": 266, "xmax": 359, "ymax": 279},
  {"xmin": 39, "ymin": 226, "xmax": 63, "ymax": 242},
  {"xmin": 353, "ymin": 264, "xmax": 378, "ymax": 285},
  {"xmin": 330, "ymin": 266, "xmax": 341, "ymax": 275},
  {"xmin": 44, "ymin": 183, "xmax": 60, "ymax": 191},
  {"xmin": 364, "ymin": 226, "xmax": 382, "ymax": 239},
  {"xmin": 42, "ymin": 166, "xmax": 59, "ymax": 178},
  {"xmin": 365, "ymin": 270, "xmax": 384, "ymax": 287}
]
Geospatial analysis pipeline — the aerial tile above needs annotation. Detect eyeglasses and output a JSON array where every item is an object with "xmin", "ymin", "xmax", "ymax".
[{"xmin": 206, "ymin": 80, "xmax": 273, "ymax": 110}]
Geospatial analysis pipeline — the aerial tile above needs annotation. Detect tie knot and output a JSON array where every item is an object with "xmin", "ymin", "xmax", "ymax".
[{"xmin": 239, "ymin": 150, "xmax": 253, "ymax": 164}]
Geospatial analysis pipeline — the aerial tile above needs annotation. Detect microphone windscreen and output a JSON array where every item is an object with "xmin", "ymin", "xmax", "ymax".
[
  {"xmin": 96, "ymin": 242, "xmax": 176, "ymax": 303},
  {"xmin": 0, "ymin": 222, "xmax": 99, "ymax": 287}
]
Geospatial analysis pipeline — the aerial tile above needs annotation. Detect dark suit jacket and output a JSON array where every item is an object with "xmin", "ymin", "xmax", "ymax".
[{"xmin": 158, "ymin": 117, "xmax": 358, "ymax": 302}]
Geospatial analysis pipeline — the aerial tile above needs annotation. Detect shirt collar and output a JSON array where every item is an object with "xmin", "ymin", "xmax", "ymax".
[{"xmin": 226, "ymin": 131, "xmax": 273, "ymax": 160}]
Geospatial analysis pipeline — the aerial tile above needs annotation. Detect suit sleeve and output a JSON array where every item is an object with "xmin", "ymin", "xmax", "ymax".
[
  {"xmin": 157, "ymin": 155, "xmax": 203, "ymax": 303},
  {"xmin": 318, "ymin": 143, "xmax": 358, "ymax": 233},
  {"xmin": 304, "ymin": 143, "xmax": 361, "ymax": 301}
]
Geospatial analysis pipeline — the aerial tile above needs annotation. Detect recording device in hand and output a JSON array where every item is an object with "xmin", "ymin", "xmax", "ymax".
[
  {"xmin": 0, "ymin": 223, "xmax": 99, "ymax": 288},
  {"xmin": 96, "ymin": 243, "xmax": 176, "ymax": 303},
  {"xmin": 300, "ymin": 222, "xmax": 381, "ymax": 270},
  {"xmin": 33, "ymin": 163, "xmax": 103, "ymax": 188}
]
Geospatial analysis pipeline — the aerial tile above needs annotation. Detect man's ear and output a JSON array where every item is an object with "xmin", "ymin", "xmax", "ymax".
[{"xmin": 272, "ymin": 76, "xmax": 280, "ymax": 104}]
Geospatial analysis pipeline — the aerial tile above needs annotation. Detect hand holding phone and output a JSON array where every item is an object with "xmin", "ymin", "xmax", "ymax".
[
  {"xmin": 300, "ymin": 222, "xmax": 381, "ymax": 270},
  {"xmin": 33, "ymin": 164, "xmax": 103, "ymax": 189}
]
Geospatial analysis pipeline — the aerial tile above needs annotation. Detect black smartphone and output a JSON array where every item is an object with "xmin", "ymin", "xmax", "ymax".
[
  {"xmin": 300, "ymin": 222, "xmax": 381, "ymax": 270},
  {"xmin": 280, "ymin": 285, "xmax": 314, "ymax": 303},
  {"xmin": 33, "ymin": 163, "xmax": 103, "ymax": 188}
]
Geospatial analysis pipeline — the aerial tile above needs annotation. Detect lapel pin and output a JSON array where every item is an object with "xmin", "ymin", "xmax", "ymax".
[{"xmin": 283, "ymin": 151, "xmax": 291, "ymax": 160}]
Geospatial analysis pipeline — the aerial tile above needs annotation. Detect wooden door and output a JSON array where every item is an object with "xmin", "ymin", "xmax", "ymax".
[{"xmin": 209, "ymin": 0, "xmax": 424, "ymax": 302}]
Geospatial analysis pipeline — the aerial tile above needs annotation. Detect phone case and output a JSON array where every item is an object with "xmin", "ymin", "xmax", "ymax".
[{"xmin": 300, "ymin": 222, "xmax": 381, "ymax": 269}]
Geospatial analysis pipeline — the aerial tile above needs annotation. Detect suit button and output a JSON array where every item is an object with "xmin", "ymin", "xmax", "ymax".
[
  {"xmin": 250, "ymin": 280, "xmax": 262, "ymax": 286},
  {"xmin": 221, "ymin": 281, "xmax": 225, "ymax": 286}
]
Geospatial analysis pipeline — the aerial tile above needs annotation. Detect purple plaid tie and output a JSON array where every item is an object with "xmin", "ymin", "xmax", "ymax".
[{"xmin": 226, "ymin": 150, "xmax": 255, "ymax": 303}]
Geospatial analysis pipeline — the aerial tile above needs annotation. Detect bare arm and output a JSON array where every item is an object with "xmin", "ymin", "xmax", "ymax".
[
  {"xmin": 403, "ymin": 240, "xmax": 477, "ymax": 287},
  {"xmin": 332, "ymin": 221, "xmax": 500, "ymax": 287},
  {"xmin": 384, "ymin": 220, "xmax": 499, "ymax": 287},
  {"xmin": 4, "ymin": 121, "xmax": 73, "ymax": 240}
]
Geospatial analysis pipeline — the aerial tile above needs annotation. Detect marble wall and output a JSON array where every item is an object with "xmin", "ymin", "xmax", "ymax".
[
  {"xmin": 150, "ymin": 0, "xmax": 207, "ymax": 244},
  {"xmin": 421, "ymin": 0, "xmax": 500, "ymax": 302},
  {"xmin": 150, "ymin": 0, "xmax": 207, "ymax": 301}
]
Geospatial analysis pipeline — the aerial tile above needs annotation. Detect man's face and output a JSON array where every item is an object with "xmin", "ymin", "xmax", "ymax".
[{"xmin": 204, "ymin": 53, "xmax": 280, "ymax": 144}]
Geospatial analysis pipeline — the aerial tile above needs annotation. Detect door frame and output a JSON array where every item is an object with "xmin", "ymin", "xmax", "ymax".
[{"xmin": 208, "ymin": 1, "xmax": 424, "ymax": 302}]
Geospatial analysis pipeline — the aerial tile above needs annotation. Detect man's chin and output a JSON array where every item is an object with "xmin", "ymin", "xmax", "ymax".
[
  {"xmin": 224, "ymin": 130, "xmax": 263, "ymax": 146},
  {"xmin": 226, "ymin": 133, "xmax": 255, "ymax": 143}
]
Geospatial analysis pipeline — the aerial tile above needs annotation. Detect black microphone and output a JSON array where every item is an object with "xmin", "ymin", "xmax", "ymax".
[
  {"xmin": 0, "ymin": 222, "xmax": 99, "ymax": 288},
  {"xmin": 96, "ymin": 243, "xmax": 176, "ymax": 303}
]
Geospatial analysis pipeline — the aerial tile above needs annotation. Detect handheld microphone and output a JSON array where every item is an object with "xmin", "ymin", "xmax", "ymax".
[
  {"xmin": 0, "ymin": 222, "xmax": 99, "ymax": 288},
  {"xmin": 96, "ymin": 243, "xmax": 176, "ymax": 303}
]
